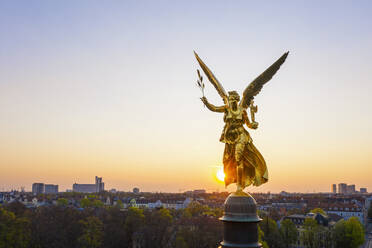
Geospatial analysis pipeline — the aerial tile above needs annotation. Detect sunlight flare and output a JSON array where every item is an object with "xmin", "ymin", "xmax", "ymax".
[{"xmin": 216, "ymin": 167, "xmax": 225, "ymax": 182}]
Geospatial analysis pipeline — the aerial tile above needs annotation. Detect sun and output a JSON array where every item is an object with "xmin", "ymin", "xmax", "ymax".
[{"xmin": 216, "ymin": 167, "xmax": 225, "ymax": 182}]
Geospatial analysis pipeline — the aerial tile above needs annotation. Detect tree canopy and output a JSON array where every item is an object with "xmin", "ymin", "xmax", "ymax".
[
  {"xmin": 310, "ymin": 208, "xmax": 326, "ymax": 216},
  {"xmin": 333, "ymin": 217, "xmax": 365, "ymax": 248},
  {"xmin": 259, "ymin": 216, "xmax": 282, "ymax": 248},
  {"xmin": 279, "ymin": 219, "xmax": 297, "ymax": 248},
  {"xmin": 0, "ymin": 201, "xmax": 367, "ymax": 248},
  {"xmin": 0, "ymin": 208, "xmax": 30, "ymax": 248},
  {"xmin": 78, "ymin": 216, "xmax": 103, "ymax": 248}
]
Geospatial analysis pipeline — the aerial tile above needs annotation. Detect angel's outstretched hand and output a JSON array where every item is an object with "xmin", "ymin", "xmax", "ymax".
[
  {"xmin": 200, "ymin": 97, "xmax": 208, "ymax": 105},
  {"xmin": 250, "ymin": 122, "xmax": 259, "ymax": 129}
]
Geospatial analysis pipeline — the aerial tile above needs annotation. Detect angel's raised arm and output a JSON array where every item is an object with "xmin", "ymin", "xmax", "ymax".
[
  {"xmin": 194, "ymin": 51, "xmax": 229, "ymax": 105},
  {"xmin": 201, "ymin": 97, "xmax": 226, "ymax": 113}
]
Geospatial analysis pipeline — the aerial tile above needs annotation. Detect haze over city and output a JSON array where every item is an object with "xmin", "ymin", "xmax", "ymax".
[{"xmin": 1, "ymin": 1, "xmax": 371, "ymax": 193}]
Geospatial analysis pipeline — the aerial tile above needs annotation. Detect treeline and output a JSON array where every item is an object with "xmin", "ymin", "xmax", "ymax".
[
  {"xmin": 0, "ymin": 201, "xmax": 223, "ymax": 248},
  {"xmin": 0, "ymin": 201, "xmax": 368, "ymax": 248},
  {"xmin": 259, "ymin": 212, "xmax": 365, "ymax": 248}
]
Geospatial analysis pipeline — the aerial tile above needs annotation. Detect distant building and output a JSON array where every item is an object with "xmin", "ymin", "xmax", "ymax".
[
  {"xmin": 123, "ymin": 197, "xmax": 192, "ymax": 210},
  {"xmin": 44, "ymin": 184, "xmax": 58, "ymax": 194},
  {"xmin": 270, "ymin": 202, "xmax": 307, "ymax": 211},
  {"xmin": 283, "ymin": 213, "xmax": 329, "ymax": 228},
  {"xmin": 95, "ymin": 176, "xmax": 104, "ymax": 192},
  {"xmin": 332, "ymin": 184, "xmax": 337, "ymax": 194},
  {"xmin": 32, "ymin": 183, "xmax": 45, "ymax": 195},
  {"xmin": 282, "ymin": 212, "xmax": 330, "ymax": 248},
  {"xmin": 360, "ymin": 188, "xmax": 367, "ymax": 194},
  {"xmin": 133, "ymin": 187, "xmax": 140, "ymax": 194},
  {"xmin": 338, "ymin": 183, "xmax": 347, "ymax": 194},
  {"xmin": 73, "ymin": 183, "xmax": 96, "ymax": 193},
  {"xmin": 346, "ymin": 184, "xmax": 356, "ymax": 194},
  {"xmin": 365, "ymin": 196, "xmax": 372, "ymax": 209},
  {"xmin": 73, "ymin": 176, "xmax": 105, "ymax": 193},
  {"xmin": 326, "ymin": 204, "xmax": 364, "ymax": 224},
  {"xmin": 193, "ymin": 189, "xmax": 206, "ymax": 194},
  {"xmin": 105, "ymin": 196, "xmax": 111, "ymax": 206},
  {"xmin": 280, "ymin": 191, "xmax": 290, "ymax": 197}
]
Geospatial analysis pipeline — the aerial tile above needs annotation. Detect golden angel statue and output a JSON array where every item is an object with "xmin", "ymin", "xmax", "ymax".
[{"xmin": 194, "ymin": 51, "xmax": 289, "ymax": 191}]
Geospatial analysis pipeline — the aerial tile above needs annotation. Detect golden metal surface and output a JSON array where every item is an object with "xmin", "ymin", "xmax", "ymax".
[
  {"xmin": 195, "ymin": 51, "xmax": 289, "ymax": 192},
  {"xmin": 231, "ymin": 189, "xmax": 250, "ymax": 197}
]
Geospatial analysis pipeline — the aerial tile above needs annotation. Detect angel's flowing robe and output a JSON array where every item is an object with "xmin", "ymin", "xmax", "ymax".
[{"xmin": 220, "ymin": 107, "xmax": 268, "ymax": 188}]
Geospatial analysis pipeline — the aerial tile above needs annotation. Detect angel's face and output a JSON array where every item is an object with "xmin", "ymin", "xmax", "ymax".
[{"xmin": 228, "ymin": 94, "xmax": 240, "ymax": 110}]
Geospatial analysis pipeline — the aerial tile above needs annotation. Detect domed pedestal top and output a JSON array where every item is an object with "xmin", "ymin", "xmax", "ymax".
[
  {"xmin": 220, "ymin": 191, "xmax": 261, "ymax": 223},
  {"xmin": 219, "ymin": 191, "xmax": 262, "ymax": 248}
]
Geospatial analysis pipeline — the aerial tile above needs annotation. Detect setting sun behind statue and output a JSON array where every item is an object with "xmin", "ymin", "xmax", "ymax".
[{"xmin": 216, "ymin": 167, "xmax": 225, "ymax": 182}]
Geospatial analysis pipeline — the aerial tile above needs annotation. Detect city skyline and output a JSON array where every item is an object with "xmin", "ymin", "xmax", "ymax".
[
  {"xmin": 1, "ymin": 1, "xmax": 372, "ymax": 193},
  {"xmin": 2, "ymin": 178, "xmax": 370, "ymax": 194}
]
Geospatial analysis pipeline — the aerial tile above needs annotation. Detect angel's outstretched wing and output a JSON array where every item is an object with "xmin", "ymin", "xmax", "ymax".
[
  {"xmin": 240, "ymin": 52, "xmax": 289, "ymax": 109},
  {"xmin": 194, "ymin": 51, "xmax": 228, "ymax": 105}
]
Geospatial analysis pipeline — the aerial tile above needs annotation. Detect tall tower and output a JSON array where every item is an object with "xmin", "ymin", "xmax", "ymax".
[
  {"xmin": 338, "ymin": 183, "xmax": 347, "ymax": 194},
  {"xmin": 332, "ymin": 184, "xmax": 336, "ymax": 194},
  {"xmin": 346, "ymin": 184, "xmax": 355, "ymax": 194},
  {"xmin": 95, "ymin": 176, "xmax": 104, "ymax": 192},
  {"xmin": 32, "ymin": 183, "xmax": 45, "ymax": 195}
]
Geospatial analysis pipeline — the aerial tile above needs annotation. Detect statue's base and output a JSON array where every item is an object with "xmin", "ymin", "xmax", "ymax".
[{"xmin": 219, "ymin": 191, "xmax": 262, "ymax": 248}]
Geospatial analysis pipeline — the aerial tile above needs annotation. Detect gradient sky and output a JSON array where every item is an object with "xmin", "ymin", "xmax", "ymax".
[{"xmin": 1, "ymin": 1, "xmax": 371, "ymax": 193}]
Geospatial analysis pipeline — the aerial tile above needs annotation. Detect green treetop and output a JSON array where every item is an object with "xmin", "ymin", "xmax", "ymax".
[
  {"xmin": 310, "ymin": 208, "xmax": 326, "ymax": 216},
  {"xmin": 332, "ymin": 217, "xmax": 365, "ymax": 248}
]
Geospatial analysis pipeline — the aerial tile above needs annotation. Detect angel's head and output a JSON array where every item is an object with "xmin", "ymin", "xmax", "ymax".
[{"xmin": 228, "ymin": 91, "xmax": 240, "ymax": 110}]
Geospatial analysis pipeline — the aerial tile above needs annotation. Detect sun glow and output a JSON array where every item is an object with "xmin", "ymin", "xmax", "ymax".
[{"xmin": 216, "ymin": 167, "xmax": 225, "ymax": 182}]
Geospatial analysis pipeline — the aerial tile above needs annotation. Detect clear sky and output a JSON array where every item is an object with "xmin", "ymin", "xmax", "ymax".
[{"xmin": 1, "ymin": 1, "xmax": 371, "ymax": 193}]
